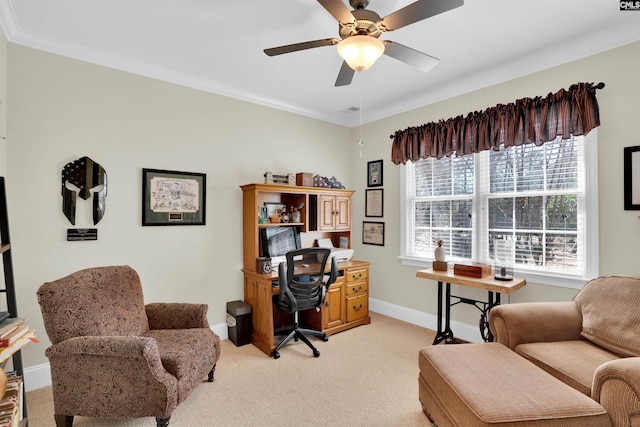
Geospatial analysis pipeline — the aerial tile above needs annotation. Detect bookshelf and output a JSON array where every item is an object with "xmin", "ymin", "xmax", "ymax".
[{"xmin": 0, "ymin": 177, "xmax": 29, "ymax": 425}]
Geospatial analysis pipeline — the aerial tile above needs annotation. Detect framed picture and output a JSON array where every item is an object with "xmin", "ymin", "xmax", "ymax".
[
  {"xmin": 367, "ymin": 159, "xmax": 383, "ymax": 187},
  {"xmin": 363, "ymin": 221, "xmax": 385, "ymax": 246},
  {"xmin": 365, "ymin": 189, "xmax": 384, "ymax": 217},
  {"xmin": 142, "ymin": 168, "xmax": 206, "ymax": 226},
  {"xmin": 624, "ymin": 145, "xmax": 640, "ymax": 210},
  {"xmin": 264, "ymin": 202, "xmax": 287, "ymax": 218}
]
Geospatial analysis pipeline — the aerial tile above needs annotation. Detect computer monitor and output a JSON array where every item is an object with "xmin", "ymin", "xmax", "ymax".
[{"xmin": 260, "ymin": 227, "xmax": 302, "ymax": 259}]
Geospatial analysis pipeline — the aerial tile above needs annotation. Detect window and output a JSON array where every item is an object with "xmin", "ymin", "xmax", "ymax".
[{"xmin": 400, "ymin": 133, "xmax": 598, "ymax": 288}]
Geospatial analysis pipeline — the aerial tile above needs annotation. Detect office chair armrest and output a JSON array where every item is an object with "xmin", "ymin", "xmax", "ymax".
[{"xmin": 146, "ymin": 302, "xmax": 210, "ymax": 329}]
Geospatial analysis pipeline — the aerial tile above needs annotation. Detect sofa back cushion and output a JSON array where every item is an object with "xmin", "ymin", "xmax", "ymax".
[
  {"xmin": 574, "ymin": 275, "xmax": 640, "ymax": 357},
  {"xmin": 37, "ymin": 265, "xmax": 149, "ymax": 344}
]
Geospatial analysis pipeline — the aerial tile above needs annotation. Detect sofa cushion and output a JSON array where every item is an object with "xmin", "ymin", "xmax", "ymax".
[
  {"xmin": 574, "ymin": 275, "xmax": 640, "ymax": 357},
  {"xmin": 516, "ymin": 340, "xmax": 620, "ymax": 396}
]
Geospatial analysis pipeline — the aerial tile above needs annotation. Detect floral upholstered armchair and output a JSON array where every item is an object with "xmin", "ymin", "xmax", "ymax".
[{"xmin": 37, "ymin": 265, "xmax": 221, "ymax": 427}]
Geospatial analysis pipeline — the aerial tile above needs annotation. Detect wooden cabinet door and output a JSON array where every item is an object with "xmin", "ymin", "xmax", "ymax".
[
  {"xmin": 319, "ymin": 195, "xmax": 351, "ymax": 231},
  {"xmin": 324, "ymin": 281, "xmax": 345, "ymax": 329},
  {"xmin": 335, "ymin": 195, "xmax": 351, "ymax": 230},
  {"xmin": 319, "ymin": 195, "xmax": 336, "ymax": 231}
]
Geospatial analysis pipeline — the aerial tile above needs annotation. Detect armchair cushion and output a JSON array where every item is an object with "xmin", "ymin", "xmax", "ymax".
[
  {"xmin": 38, "ymin": 265, "xmax": 149, "ymax": 343},
  {"xmin": 574, "ymin": 275, "xmax": 640, "ymax": 357}
]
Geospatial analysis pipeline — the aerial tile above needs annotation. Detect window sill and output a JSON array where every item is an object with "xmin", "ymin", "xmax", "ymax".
[{"xmin": 400, "ymin": 256, "xmax": 591, "ymax": 290}]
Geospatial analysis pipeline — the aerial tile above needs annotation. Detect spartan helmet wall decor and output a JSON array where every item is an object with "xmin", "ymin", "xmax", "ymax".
[{"xmin": 61, "ymin": 156, "xmax": 107, "ymax": 225}]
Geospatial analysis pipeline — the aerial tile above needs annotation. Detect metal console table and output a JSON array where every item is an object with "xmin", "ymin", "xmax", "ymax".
[{"xmin": 416, "ymin": 268, "xmax": 526, "ymax": 344}]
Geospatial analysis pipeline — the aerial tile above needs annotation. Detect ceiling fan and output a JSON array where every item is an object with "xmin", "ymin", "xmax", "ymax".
[{"xmin": 264, "ymin": 0, "xmax": 464, "ymax": 86}]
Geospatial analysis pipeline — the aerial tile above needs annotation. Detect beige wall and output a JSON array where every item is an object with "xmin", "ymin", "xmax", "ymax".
[
  {"xmin": 353, "ymin": 41, "xmax": 640, "ymax": 328},
  {"xmin": 3, "ymin": 40, "xmax": 640, "ymax": 373},
  {"xmin": 6, "ymin": 45, "xmax": 351, "ymax": 368},
  {"xmin": 0, "ymin": 29, "xmax": 6, "ymax": 174}
]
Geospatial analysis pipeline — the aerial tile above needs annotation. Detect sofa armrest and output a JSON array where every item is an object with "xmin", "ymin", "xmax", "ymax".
[
  {"xmin": 145, "ymin": 302, "xmax": 210, "ymax": 330},
  {"xmin": 592, "ymin": 357, "xmax": 640, "ymax": 426},
  {"xmin": 489, "ymin": 301, "xmax": 583, "ymax": 350},
  {"xmin": 45, "ymin": 336, "xmax": 178, "ymax": 419}
]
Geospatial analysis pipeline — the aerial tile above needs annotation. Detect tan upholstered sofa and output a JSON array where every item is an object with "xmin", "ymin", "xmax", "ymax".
[
  {"xmin": 489, "ymin": 275, "xmax": 640, "ymax": 427},
  {"xmin": 37, "ymin": 265, "xmax": 221, "ymax": 427}
]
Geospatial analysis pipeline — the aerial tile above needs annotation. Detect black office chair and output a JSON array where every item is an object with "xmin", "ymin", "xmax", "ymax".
[{"xmin": 273, "ymin": 247, "xmax": 338, "ymax": 359}]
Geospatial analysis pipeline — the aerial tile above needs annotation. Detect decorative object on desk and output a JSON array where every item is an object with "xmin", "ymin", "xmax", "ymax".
[
  {"xmin": 256, "ymin": 257, "xmax": 272, "ymax": 274},
  {"xmin": 61, "ymin": 156, "xmax": 107, "ymax": 225},
  {"xmin": 434, "ymin": 239, "xmax": 446, "ymax": 262},
  {"xmin": 313, "ymin": 175, "xmax": 345, "ymax": 189},
  {"xmin": 263, "ymin": 172, "xmax": 295, "ymax": 185},
  {"xmin": 453, "ymin": 262, "xmax": 492, "ymax": 278},
  {"xmin": 362, "ymin": 221, "xmax": 384, "ymax": 246},
  {"xmin": 258, "ymin": 206, "xmax": 268, "ymax": 224},
  {"xmin": 291, "ymin": 207, "xmax": 301, "ymax": 223},
  {"xmin": 493, "ymin": 238, "xmax": 514, "ymax": 281},
  {"xmin": 339, "ymin": 236, "xmax": 349, "ymax": 249},
  {"xmin": 432, "ymin": 261, "xmax": 448, "ymax": 271},
  {"xmin": 296, "ymin": 172, "xmax": 313, "ymax": 187},
  {"xmin": 624, "ymin": 145, "xmax": 640, "ymax": 210},
  {"xmin": 365, "ymin": 189, "xmax": 383, "ymax": 217},
  {"xmin": 367, "ymin": 159, "xmax": 383, "ymax": 187},
  {"xmin": 142, "ymin": 168, "xmax": 206, "ymax": 226}
]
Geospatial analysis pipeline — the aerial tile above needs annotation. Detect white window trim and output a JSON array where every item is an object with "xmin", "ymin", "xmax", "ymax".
[{"xmin": 399, "ymin": 130, "xmax": 599, "ymax": 290}]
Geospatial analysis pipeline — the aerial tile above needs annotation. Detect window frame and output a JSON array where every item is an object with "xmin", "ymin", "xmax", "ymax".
[{"xmin": 399, "ymin": 131, "xmax": 599, "ymax": 289}]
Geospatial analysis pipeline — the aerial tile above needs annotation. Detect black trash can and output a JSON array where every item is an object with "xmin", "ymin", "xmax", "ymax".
[{"xmin": 226, "ymin": 300, "xmax": 252, "ymax": 346}]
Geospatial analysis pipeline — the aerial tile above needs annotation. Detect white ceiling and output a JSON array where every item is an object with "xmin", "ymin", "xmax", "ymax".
[{"xmin": 0, "ymin": 0, "xmax": 639, "ymax": 127}]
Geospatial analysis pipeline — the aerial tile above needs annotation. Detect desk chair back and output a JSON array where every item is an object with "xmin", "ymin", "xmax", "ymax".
[{"xmin": 275, "ymin": 247, "xmax": 338, "ymax": 314}]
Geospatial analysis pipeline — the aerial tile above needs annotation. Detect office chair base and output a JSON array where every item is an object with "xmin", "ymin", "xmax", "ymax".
[{"xmin": 273, "ymin": 328, "xmax": 327, "ymax": 359}]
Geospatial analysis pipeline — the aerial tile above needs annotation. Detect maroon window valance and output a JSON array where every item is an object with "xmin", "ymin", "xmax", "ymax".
[{"xmin": 390, "ymin": 82, "xmax": 605, "ymax": 165}]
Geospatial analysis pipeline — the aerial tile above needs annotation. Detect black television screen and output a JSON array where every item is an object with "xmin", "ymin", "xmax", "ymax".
[{"xmin": 260, "ymin": 227, "xmax": 301, "ymax": 258}]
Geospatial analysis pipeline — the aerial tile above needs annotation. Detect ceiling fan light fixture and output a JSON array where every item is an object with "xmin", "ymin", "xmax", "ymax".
[{"xmin": 337, "ymin": 35, "xmax": 384, "ymax": 71}]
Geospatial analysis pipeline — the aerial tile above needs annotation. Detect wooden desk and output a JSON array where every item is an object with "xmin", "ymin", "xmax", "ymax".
[
  {"xmin": 243, "ymin": 260, "xmax": 370, "ymax": 356},
  {"xmin": 416, "ymin": 268, "xmax": 526, "ymax": 344}
]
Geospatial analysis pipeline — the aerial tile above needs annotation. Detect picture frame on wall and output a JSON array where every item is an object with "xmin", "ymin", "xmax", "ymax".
[
  {"xmin": 624, "ymin": 145, "xmax": 640, "ymax": 210},
  {"xmin": 365, "ymin": 189, "xmax": 384, "ymax": 217},
  {"xmin": 367, "ymin": 159, "xmax": 383, "ymax": 187},
  {"xmin": 363, "ymin": 221, "xmax": 385, "ymax": 246},
  {"xmin": 142, "ymin": 168, "xmax": 206, "ymax": 226}
]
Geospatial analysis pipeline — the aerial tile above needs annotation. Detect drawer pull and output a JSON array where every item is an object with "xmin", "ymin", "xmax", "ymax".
[
  {"xmin": 351, "ymin": 273, "xmax": 363, "ymax": 280},
  {"xmin": 351, "ymin": 286, "xmax": 362, "ymax": 293},
  {"xmin": 352, "ymin": 304, "xmax": 363, "ymax": 311}
]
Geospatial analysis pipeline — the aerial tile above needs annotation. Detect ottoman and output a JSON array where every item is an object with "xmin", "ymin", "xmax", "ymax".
[{"xmin": 419, "ymin": 343, "xmax": 611, "ymax": 427}]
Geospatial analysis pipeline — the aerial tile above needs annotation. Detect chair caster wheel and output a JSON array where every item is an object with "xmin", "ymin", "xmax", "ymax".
[
  {"xmin": 313, "ymin": 350, "xmax": 320, "ymax": 357},
  {"xmin": 273, "ymin": 351, "xmax": 280, "ymax": 359},
  {"xmin": 322, "ymin": 334, "xmax": 328, "ymax": 342}
]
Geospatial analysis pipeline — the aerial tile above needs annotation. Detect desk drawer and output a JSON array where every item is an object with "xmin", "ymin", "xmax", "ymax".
[
  {"xmin": 346, "ymin": 267, "xmax": 368, "ymax": 283},
  {"xmin": 346, "ymin": 281, "xmax": 368, "ymax": 296},
  {"xmin": 346, "ymin": 294, "xmax": 368, "ymax": 322}
]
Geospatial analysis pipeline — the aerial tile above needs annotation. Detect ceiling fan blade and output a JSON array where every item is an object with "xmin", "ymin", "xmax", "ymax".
[
  {"xmin": 335, "ymin": 61, "xmax": 355, "ymax": 87},
  {"xmin": 379, "ymin": 0, "xmax": 464, "ymax": 32},
  {"xmin": 264, "ymin": 38, "xmax": 340, "ymax": 56},
  {"xmin": 317, "ymin": 0, "xmax": 356, "ymax": 25},
  {"xmin": 383, "ymin": 41, "xmax": 439, "ymax": 72}
]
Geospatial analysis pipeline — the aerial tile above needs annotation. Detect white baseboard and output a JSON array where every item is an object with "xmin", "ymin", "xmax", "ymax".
[
  {"xmin": 24, "ymin": 303, "xmax": 479, "ymax": 392},
  {"xmin": 368, "ymin": 297, "xmax": 483, "ymax": 343}
]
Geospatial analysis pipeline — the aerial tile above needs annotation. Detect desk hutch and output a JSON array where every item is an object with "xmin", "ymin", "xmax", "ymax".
[{"xmin": 241, "ymin": 183, "xmax": 370, "ymax": 356}]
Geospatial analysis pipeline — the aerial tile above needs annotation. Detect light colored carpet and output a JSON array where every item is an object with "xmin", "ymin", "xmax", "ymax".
[{"xmin": 26, "ymin": 312, "xmax": 435, "ymax": 427}]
